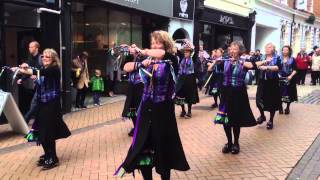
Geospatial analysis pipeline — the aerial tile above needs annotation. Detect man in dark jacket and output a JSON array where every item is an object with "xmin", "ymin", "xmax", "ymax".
[{"xmin": 18, "ymin": 41, "xmax": 42, "ymax": 123}]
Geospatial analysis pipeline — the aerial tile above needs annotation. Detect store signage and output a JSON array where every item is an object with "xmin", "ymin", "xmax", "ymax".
[
  {"xmin": 296, "ymin": 0, "xmax": 307, "ymax": 11},
  {"xmin": 124, "ymin": 0, "xmax": 139, "ymax": 5},
  {"xmin": 219, "ymin": 15, "xmax": 234, "ymax": 25},
  {"xmin": 103, "ymin": 0, "xmax": 172, "ymax": 17},
  {"xmin": 173, "ymin": 0, "xmax": 195, "ymax": 20},
  {"xmin": 199, "ymin": 8, "xmax": 251, "ymax": 30}
]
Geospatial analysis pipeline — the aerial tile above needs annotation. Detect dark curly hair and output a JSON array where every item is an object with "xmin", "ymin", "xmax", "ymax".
[{"xmin": 282, "ymin": 45, "xmax": 292, "ymax": 57}]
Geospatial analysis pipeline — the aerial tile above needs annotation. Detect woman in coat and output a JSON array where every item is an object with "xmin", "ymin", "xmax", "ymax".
[{"xmin": 19, "ymin": 49, "xmax": 71, "ymax": 170}]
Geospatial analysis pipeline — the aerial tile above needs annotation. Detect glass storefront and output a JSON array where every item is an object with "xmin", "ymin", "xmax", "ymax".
[
  {"xmin": 199, "ymin": 23, "xmax": 247, "ymax": 53},
  {"xmin": 71, "ymin": 2, "xmax": 151, "ymax": 78},
  {"xmin": 70, "ymin": 1, "xmax": 169, "ymax": 109}
]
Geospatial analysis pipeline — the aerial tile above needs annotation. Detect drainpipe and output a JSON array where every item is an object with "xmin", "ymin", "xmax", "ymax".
[{"xmin": 290, "ymin": 0, "xmax": 296, "ymax": 47}]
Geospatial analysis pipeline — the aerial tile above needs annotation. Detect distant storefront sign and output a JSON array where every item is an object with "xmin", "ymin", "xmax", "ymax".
[{"xmin": 173, "ymin": 0, "xmax": 194, "ymax": 20}]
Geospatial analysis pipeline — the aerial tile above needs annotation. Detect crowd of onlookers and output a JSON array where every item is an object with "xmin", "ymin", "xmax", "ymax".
[{"xmin": 194, "ymin": 45, "xmax": 320, "ymax": 89}]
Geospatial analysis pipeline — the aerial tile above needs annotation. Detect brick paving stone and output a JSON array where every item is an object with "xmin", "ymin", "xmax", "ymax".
[{"xmin": 0, "ymin": 85, "xmax": 319, "ymax": 179}]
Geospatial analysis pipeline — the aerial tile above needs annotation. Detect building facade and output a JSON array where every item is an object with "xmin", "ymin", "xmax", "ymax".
[
  {"xmin": 252, "ymin": 0, "xmax": 320, "ymax": 55},
  {"xmin": 194, "ymin": 0, "xmax": 255, "ymax": 53},
  {"xmin": 0, "ymin": 0, "xmax": 195, "ymax": 114}
]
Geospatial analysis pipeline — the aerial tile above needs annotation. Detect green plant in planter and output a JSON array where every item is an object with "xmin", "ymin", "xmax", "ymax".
[{"xmin": 306, "ymin": 14, "xmax": 315, "ymax": 24}]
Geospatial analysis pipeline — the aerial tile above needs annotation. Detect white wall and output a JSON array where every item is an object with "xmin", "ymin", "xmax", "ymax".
[
  {"xmin": 168, "ymin": 19, "xmax": 194, "ymax": 43},
  {"xmin": 255, "ymin": 25, "xmax": 280, "ymax": 54},
  {"xmin": 252, "ymin": 2, "xmax": 292, "ymax": 53}
]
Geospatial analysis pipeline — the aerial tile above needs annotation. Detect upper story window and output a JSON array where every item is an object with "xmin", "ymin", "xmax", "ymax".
[{"xmin": 280, "ymin": 0, "xmax": 288, "ymax": 5}]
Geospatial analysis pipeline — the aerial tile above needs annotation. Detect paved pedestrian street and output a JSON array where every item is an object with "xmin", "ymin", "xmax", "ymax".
[{"xmin": 0, "ymin": 86, "xmax": 319, "ymax": 180}]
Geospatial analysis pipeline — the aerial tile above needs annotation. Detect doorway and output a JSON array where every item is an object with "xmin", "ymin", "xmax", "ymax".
[{"xmin": 2, "ymin": 2, "xmax": 41, "ymax": 115}]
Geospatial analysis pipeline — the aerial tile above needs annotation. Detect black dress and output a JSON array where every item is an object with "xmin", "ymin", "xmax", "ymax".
[
  {"xmin": 214, "ymin": 60, "xmax": 256, "ymax": 127},
  {"xmin": 256, "ymin": 56, "xmax": 282, "ymax": 112},
  {"xmin": 175, "ymin": 56, "xmax": 199, "ymax": 104},
  {"xmin": 279, "ymin": 57, "xmax": 298, "ymax": 103},
  {"xmin": 34, "ymin": 66, "xmax": 71, "ymax": 143},
  {"xmin": 122, "ymin": 55, "xmax": 144, "ymax": 118},
  {"xmin": 116, "ymin": 53, "xmax": 189, "ymax": 176}
]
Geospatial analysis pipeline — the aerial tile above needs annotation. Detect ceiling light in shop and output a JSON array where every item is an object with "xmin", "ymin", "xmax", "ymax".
[
  {"xmin": 121, "ymin": 22, "xmax": 127, "ymax": 26},
  {"xmin": 85, "ymin": 23, "xmax": 90, "ymax": 26}
]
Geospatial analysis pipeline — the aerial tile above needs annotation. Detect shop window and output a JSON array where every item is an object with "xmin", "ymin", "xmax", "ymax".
[
  {"xmin": 72, "ymin": 3, "xmax": 109, "ymax": 54},
  {"xmin": 4, "ymin": 3, "xmax": 40, "ymax": 28},
  {"xmin": 305, "ymin": 30, "xmax": 312, "ymax": 52},
  {"xmin": 109, "ymin": 10, "xmax": 131, "ymax": 46},
  {"xmin": 132, "ymin": 15, "xmax": 142, "ymax": 47}
]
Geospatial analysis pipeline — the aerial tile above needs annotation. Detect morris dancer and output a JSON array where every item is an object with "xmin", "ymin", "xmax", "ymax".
[
  {"xmin": 122, "ymin": 45, "xmax": 145, "ymax": 136},
  {"xmin": 256, "ymin": 43, "xmax": 282, "ymax": 129},
  {"xmin": 175, "ymin": 40, "xmax": 199, "ymax": 118},
  {"xmin": 207, "ymin": 48, "xmax": 224, "ymax": 108},
  {"xmin": 279, "ymin": 46, "xmax": 297, "ymax": 115},
  {"xmin": 115, "ymin": 31, "xmax": 189, "ymax": 180},
  {"xmin": 213, "ymin": 42, "xmax": 257, "ymax": 154}
]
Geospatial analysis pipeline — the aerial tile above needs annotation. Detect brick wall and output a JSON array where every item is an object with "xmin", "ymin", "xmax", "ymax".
[
  {"xmin": 288, "ymin": 0, "xmax": 295, "ymax": 8},
  {"xmin": 314, "ymin": 0, "xmax": 320, "ymax": 17}
]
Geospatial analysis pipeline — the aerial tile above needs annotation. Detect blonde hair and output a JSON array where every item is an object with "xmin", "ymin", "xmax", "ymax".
[
  {"xmin": 265, "ymin": 43, "xmax": 276, "ymax": 54},
  {"xmin": 230, "ymin": 41, "xmax": 246, "ymax": 55},
  {"xmin": 151, "ymin": 30, "xmax": 175, "ymax": 54},
  {"xmin": 43, "ymin": 48, "xmax": 61, "ymax": 68}
]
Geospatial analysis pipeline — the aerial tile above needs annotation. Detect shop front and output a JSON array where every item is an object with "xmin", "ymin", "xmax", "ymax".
[
  {"xmin": 169, "ymin": 0, "xmax": 195, "ymax": 45},
  {"xmin": 0, "ymin": 0, "xmax": 60, "ymax": 120},
  {"xmin": 66, "ymin": 0, "xmax": 172, "ymax": 112},
  {"xmin": 196, "ymin": 7, "xmax": 255, "ymax": 53}
]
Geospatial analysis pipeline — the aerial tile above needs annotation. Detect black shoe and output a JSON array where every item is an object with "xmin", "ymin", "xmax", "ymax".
[
  {"xmin": 211, "ymin": 103, "xmax": 218, "ymax": 108},
  {"xmin": 180, "ymin": 111, "xmax": 186, "ymax": 118},
  {"xmin": 81, "ymin": 105, "xmax": 87, "ymax": 109},
  {"xmin": 257, "ymin": 116, "xmax": 266, "ymax": 124},
  {"xmin": 185, "ymin": 112, "xmax": 192, "ymax": 119},
  {"xmin": 42, "ymin": 157, "xmax": 59, "ymax": 170},
  {"xmin": 128, "ymin": 128, "xmax": 134, "ymax": 137},
  {"xmin": 279, "ymin": 109, "xmax": 284, "ymax": 114},
  {"xmin": 37, "ymin": 155, "xmax": 46, "ymax": 166},
  {"xmin": 75, "ymin": 105, "xmax": 81, "ymax": 108},
  {"xmin": 222, "ymin": 143, "xmax": 232, "ymax": 154},
  {"xmin": 284, "ymin": 108, "xmax": 290, "ymax": 115},
  {"xmin": 266, "ymin": 121, "xmax": 273, "ymax": 130},
  {"xmin": 231, "ymin": 144, "xmax": 240, "ymax": 154}
]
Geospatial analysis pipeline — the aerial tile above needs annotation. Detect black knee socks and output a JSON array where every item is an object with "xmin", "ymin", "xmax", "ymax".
[
  {"xmin": 42, "ymin": 141, "xmax": 57, "ymax": 158},
  {"xmin": 213, "ymin": 95, "xmax": 218, "ymax": 104},
  {"xmin": 181, "ymin": 105, "xmax": 186, "ymax": 113},
  {"xmin": 270, "ymin": 111, "xmax": 275, "ymax": 123},
  {"xmin": 233, "ymin": 127, "xmax": 240, "ymax": 145},
  {"xmin": 258, "ymin": 107, "xmax": 265, "ymax": 118},
  {"xmin": 140, "ymin": 167, "xmax": 170, "ymax": 180},
  {"xmin": 223, "ymin": 125, "xmax": 232, "ymax": 145},
  {"xmin": 223, "ymin": 125, "xmax": 241, "ymax": 145},
  {"xmin": 286, "ymin": 102, "xmax": 291, "ymax": 110},
  {"xmin": 132, "ymin": 116, "xmax": 137, "ymax": 128},
  {"xmin": 187, "ymin": 104, "xmax": 192, "ymax": 114},
  {"xmin": 141, "ymin": 166, "xmax": 153, "ymax": 180}
]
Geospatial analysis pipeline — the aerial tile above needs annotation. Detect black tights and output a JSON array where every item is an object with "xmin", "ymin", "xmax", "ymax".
[
  {"xmin": 258, "ymin": 107, "xmax": 276, "ymax": 123},
  {"xmin": 223, "ymin": 125, "xmax": 241, "ymax": 145},
  {"xmin": 41, "ymin": 141, "xmax": 57, "ymax": 158},
  {"xmin": 213, "ymin": 95, "xmax": 220, "ymax": 105},
  {"xmin": 181, "ymin": 104, "xmax": 192, "ymax": 113},
  {"xmin": 132, "ymin": 116, "xmax": 137, "ymax": 128},
  {"xmin": 281, "ymin": 102, "xmax": 291, "ymax": 111},
  {"xmin": 141, "ymin": 167, "xmax": 170, "ymax": 180}
]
